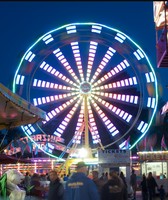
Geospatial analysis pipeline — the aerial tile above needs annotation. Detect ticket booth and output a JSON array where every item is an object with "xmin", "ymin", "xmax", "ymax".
[
  {"xmin": 138, "ymin": 151, "xmax": 168, "ymax": 193},
  {"xmin": 98, "ymin": 149, "xmax": 131, "ymax": 185}
]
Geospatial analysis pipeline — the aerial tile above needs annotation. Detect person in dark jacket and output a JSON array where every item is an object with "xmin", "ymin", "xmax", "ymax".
[
  {"xmin": 47, "ymin": 170, "xmax": 64, "ymax": 200},
  {"xmin": 146, "ymin": 172, "xmax": 158, "ymax": 200},
  {"xmin": 140, "ymin": 174, "xmax": 148, "ymax": 200},
  {"xmin": 101, "ymin": 170, "xmax": 128, "ymax": 200},
  {"xmin": 92, "ymin": 170, "xmax": 105, "ymax": 194},
  {"xmin": 157, "ymin": 184, "xmax": 166, "ymax": 200},
  {"xmin": 120, "ymin": 171, "xmax": 127, "ymax": 189},
  {"xmin": 130, "ymin": 169, "xmax": 137, "ymax": 200},
  {"xmin": 30, "ymin": 173, "xmax": 44, "ymax": 197},
  {"xmin": 64, "ymin": 161, "xmax": 100, "ymax": 200}
]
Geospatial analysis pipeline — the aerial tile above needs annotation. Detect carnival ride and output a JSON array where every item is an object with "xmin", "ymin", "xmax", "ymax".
[{"xmin": 12, "ymin": 22, "xmax": 158, "ymax": 160}]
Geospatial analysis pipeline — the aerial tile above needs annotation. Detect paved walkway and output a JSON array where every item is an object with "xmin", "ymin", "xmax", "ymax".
[
  {"xmin": 25, "ymin": 191, "xmax": 167, "ymax": 200},
  {"xmin": 1, "ymin": 191, "xmax": 167, "ymax": 200},
  {"xmin": 136, "ymin": 190, "xmax": 168, "ymax": 200}
]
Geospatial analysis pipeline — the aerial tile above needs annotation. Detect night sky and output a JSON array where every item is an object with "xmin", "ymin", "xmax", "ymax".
[{"xmin": 0, "ymin": 1, "xmax": 168, "ymax": 102}]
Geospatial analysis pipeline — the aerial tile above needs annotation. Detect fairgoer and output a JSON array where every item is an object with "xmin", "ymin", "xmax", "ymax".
[
  {"xmin": 64, "ymin": 161, "xmax": 100, "ymax": 200},
  {"xmin": 130, "ymin": 169, "xmax": 137, "ymax": 200},
  {"xmin": 92, "ymin": 170, "xmax": 105, "ymax": 194},
  {"xmin": 47, "ymin": 170, "xmax": 64, "ymax": 200},
  {"xmin": 101, "ymin": 171, "xmax": 128, "ymax": 200}
]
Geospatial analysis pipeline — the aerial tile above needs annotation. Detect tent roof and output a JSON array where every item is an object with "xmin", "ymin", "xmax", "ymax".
[
  {"xmin": 0, "ymin": 83, "xmax": 46, "ymax": 130},
  {"xmin": 0, "ymin": 154, "xmax": 32, "ymax": 164}
]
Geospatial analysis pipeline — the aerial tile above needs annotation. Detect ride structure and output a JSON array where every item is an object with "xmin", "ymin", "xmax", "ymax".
[
  {"xmin": 12, "ymin": 22, "xmax": 158, "ymax": 160},
  {"xmin": 153, "ymin": 1, "xmax": 168, "ymax": 67}
]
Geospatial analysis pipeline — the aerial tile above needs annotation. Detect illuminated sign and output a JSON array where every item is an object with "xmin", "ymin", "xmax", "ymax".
[
  {"xmin": 138, "ymin": 151, "xmax": 168, "ymax": 161},
  {"xmin": 98, "ymin": 149, "xmax": 130, "ymax": 164}
]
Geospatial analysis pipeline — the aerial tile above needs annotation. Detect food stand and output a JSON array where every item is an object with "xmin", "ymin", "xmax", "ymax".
[{"xmin": 138, "ymin": 151, "xmax": 168, "ymax": 193}]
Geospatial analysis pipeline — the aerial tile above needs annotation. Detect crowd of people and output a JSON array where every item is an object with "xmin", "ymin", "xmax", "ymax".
[
  {"xmin": 140, "ymin": 172, "xmax": 166, "ymax": 200},
  {"xmin": 19, "ymin": 162, "xmax": 167, "ymax": 200}
]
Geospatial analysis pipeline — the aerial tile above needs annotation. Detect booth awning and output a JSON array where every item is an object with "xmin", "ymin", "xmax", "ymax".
[
  {"xmin": 0, "ymin": 83, "xmax": 46, "ymax": 130},
  {"xmin": 0, "ymin": 154, "xmax": 32, "ymax": 164}
]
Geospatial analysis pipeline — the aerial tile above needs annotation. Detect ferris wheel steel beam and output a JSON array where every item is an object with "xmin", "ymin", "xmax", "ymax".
[{"xmin": 84, "ymin": 95, "xmax": 89, "ymax": 149}]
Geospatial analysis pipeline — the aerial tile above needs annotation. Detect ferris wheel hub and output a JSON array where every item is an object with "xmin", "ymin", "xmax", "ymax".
[{"xmin": 80, "ymin": 81, "xmax": 92, "ymax": 94}]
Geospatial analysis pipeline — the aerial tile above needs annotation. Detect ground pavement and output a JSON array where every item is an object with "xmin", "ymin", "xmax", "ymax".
[
  {"xmin": 24, "ymin": 191, "xmax": 165, "ymax": 200},
  {"xmin": 0, "ymin": 191, "xmax": 165, "ymax": 200},
  {"xmin": 136, "ymin": 190, "xmax": 167, "ymax": 200}
]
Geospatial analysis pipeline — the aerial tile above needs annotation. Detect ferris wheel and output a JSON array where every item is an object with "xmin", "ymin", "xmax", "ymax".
[{"xmin": 13, "ymin": 22, "xmax": 158, "ymax": 159}]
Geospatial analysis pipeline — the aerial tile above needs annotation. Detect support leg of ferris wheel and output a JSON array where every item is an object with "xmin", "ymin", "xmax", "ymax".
[
  {"xmin": 83, "ymin": 94, "xmax": 94, "ymax": 158},
  {"xmin": 58, "ymin": 124, "xmax": 85, "ymax": 174},
  {"xmin": 58, "ymin": 123, "xmax": 85, "ymax": 159}
]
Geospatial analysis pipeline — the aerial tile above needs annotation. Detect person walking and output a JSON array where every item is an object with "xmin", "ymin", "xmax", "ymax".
[
  {"xmin": 64, "ymin": 161, "xmax": 100, "ymax": 200},
  {"xmin": 146, "ymin": 172, "xmax": 158, "ymax": 200},
  {"xmin": 130, "ymin": 169, "xmax": 137, "ymax": 200},
  {"xmin": 120, "ymin": 171, "xmax": 127, "ymax": 189},
  {"xmin": 23, "ymin": 172, "xmax": 31, "ymax": 195},
  {"xmin": 157, "ymin": 184, "xmax": 166, "ymax": 200},
  {"xmin": 140, "ymin": 174, "xmax": 148, "ymax": 200},
  {"xmin": 101, "ymin": 170, "xmax": 127, "ymax": 200},
  {"xmin": 92, "ymin": 170, "xmax": 105, "ymax": 194},
  {"xmin": 47, "ymin": 170, "xmax": 64, "ymax": 200}
]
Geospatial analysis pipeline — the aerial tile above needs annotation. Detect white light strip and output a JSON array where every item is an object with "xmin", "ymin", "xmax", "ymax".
[
  {"xmin": 25, "ymin": 51, "xmax": 36, "ymax": 62},
  {"xmin": 71, "ymin": 41, "xmax": 84, "ymax": 82},
  {"xmin": 54, "ymin": 99, "xmax": 81, "ymax": 137},
  {"xmin": 43, "ymin": 95, "xmax": 80, "ymax": 124},
  {"xmin": 137, "ymin": 121, "xmax": 146, "ymax": 132},
  {"xmin": 40, "ymin": 61, "xmax": 77, "ymax": 87},
  {"xmin": 86, "ymin": 41, "xmax": 98, "ymax": 82},
  {"xmin": 42, "ymin": 34, "xmax": 54, "ymax": 44},
  {"xmin": 133, "ymin": 49, "xmax": 144, "ymax": 60},
  {"xmin": 66, "ymin": 25, "xmax": 77, "ymax": 34},
  {"xmin": 115, "ymin": 36, "xmax": 124, "ymax": 43},
  {"xmin": 91, "ymin": 46, "xmax": 116, "ymax": 83},
  {"xmin": 92, "ymin": 59, "xmax": 129, "ymax": 87},
  {"xmin": 53, "ymin": 48, "xmax": 80, "ymax": 84},
  {"xmin": 147, "ymin": 97, "xmax": 156, "ymax": 108},
  {"xmin": 91, "ymin": 25, "xmax": 102, "ymax": 34},
  {"xmin": 145, "ymin": 72, "xmax": 155, "ymax": 83},
  {"xmin": 91, "ymin": 99, "xmax": 119, "ymax": 136}
]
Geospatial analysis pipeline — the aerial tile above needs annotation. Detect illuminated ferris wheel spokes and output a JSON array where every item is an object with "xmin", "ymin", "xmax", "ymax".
[
  {"xmin": 90, "ymin": 46, "xmax": 116, "ymax": 84},
  {"xmin": 88, "ymin": 101, "xmax": 102, "ymax": 144},
  {"xmin": 32, "ymin": 78, "xmax": 78, "ymax": 92},
  {"xmin": 33, "ymin": 92, "xmax": 78, "ymax": 107},
  {"xmin": 92, "ymin": 92, "xmax": 139, "ymax": 105},
  {"xmin": 53, "ymin": 98, "xmax": 82, "ymax": 138},
  {"xmin": 13, "ymin": 22, "xmax": 158, "ymax": 158},
  {"xmin": 72, "ymin": 102, "xmax": 85, "ymax": 144},
  {"xmin": 92, "ymin": 59, "xmax": 130, "ymax": 87},
  {"xmin": 92, "ymin": 76, "xmax": 138, "ymax": 92},
  {"xmin": 53, "ymin": 48, "xmax": 80, "ymax": 84},
  {"xmin": 71, "ymin": 41, "xmax": 84, "ymax": 82},
  {"xmin": 86, "ymin": 41, "xmax": 98, "ymax": 82},
  {"xmin": 44, "ymin": 95, "xmax": 80, "ymax": 124},
  {"xmin": 39, "ymin": 61, "xmax": 78, "ymax": 87},
  {"xmin": 92, "ymin": 95, "xmax": 132, "ymax": 123},
  {"xmin": 90, "ymin": 99, "xmax": 119, "ymax": 137}
]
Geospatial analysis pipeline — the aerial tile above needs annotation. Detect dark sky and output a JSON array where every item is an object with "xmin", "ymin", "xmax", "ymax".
[{"xmin": 0, "ymin": 1, "xmax": 168, "ymax": 102}]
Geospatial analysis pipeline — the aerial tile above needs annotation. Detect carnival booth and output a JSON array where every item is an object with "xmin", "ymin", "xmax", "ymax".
[
  {"xmin": 138, "ymin": 151, "xmax": 168, "ymax": 193},
  {"xmin": 98, "ymin": 149, "xmax": 131, "ymax": 183}
]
